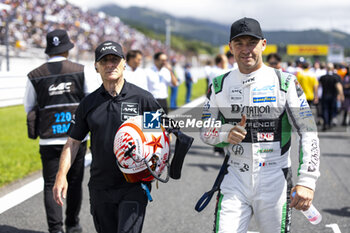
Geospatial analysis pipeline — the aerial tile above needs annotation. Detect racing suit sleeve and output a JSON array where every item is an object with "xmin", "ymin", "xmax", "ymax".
[
  {"xmin": 199, "ymin": 84, "xmax": 234, "ymax": 147},
  {"xmin": 285, "ymin": 75, "xmax": 320, "ymax": 191}
]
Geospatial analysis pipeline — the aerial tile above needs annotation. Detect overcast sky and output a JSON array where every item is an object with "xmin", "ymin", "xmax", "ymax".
[{"xmin": 68, "ymin": 0, "xmax": 350, "ymax": 33}]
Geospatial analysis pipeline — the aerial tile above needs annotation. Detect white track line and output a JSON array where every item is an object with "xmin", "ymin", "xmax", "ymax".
[
  {"xmin": 0, "ymin": 153, "xmax": 92, "ymax": 214},
  {"xmin": 0, "ymin": 97, "xmax": 207, "ymax": 214},
  {"xmin": 0, "ymin": 176, "xmax": 44, "ymax": 214},
  {"xmin": 326, "ymin": 224, "xmax": 342, "ymax": 233}
]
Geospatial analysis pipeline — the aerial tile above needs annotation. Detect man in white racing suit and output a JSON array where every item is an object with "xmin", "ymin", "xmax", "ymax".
[{"xmin": 200, "ymin": 17, "xmax": 320, "ymax": 233}]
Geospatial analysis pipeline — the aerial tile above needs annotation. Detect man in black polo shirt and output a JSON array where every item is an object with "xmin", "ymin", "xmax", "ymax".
[{"xmin": 53, "ymin": 41, "xmax": 162, "ymax": 233}]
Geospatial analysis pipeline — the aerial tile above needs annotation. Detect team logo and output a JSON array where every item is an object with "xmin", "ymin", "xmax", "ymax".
[
  {"xmin": 121, "ymin": 103, "xmax": 139, "ymax": 121},
  {"xmin": 232, "ymin": 144, "xmax": 244, "ymax": 155},
  {"xmin": 257, "ymin": 132, "xmax": 274, "ymax": 142},
  {"xmin": 48, "ymin": 82, "xmax": 72, "ymax": 96},
  {"xmin": 239, "ymin": 163, "xmax": 249, "ymax": 172},
  {"xmin": 230, "ymin": 86, "xmax": 244, "ymax": 102},
  {"xmin": 256, "ymin": 148, "xmax": 274, "ymax": 153},
  {"xmin": 201, "ymin": 113, "xmax": 211, "ymax": 119},
  {"xmin": 252, "ymin": 85, "xmax": 275, "ymax": 95},
  {"xmin": 203, "ymin": 101, "xmax": 210, "ymax": 111},
  {"xmin": 308, "ymin": 139, "xmax": 319, "ymax": 172},
  {"xmin": 300, "ymin": 99, "xmax": 308, "ymax": 108},
  {"xmin": 143, "ymin": 110, "xmax": 161, "ymax": 129},
  {"xmin": 52, "ymin": 36, "xmax": 60, "ymax": 46},
  {"xmin": 231, "ymin": 104, "xmax": 271, "ymax": 117},
  {"xmin": 204, "ymin": 128, "xmax": 219, "ymax": 138},
  {"xmin": 242, "ymin": 77, "xmax": 255, "ymax": 85},
  {"xmin": 253, "ymin": 96, "xmax": 276, "ymax": 103}
]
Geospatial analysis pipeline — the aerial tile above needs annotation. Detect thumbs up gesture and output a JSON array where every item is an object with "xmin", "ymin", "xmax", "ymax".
[{"xmin": 227, "ymin": 115, "xmax": 247, "ymax": 144}]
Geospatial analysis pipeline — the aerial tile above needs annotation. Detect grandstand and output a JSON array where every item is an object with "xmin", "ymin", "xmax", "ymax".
[{"xmin": 0, "ymin": 0, "xmax": 173, "ymax": 62}]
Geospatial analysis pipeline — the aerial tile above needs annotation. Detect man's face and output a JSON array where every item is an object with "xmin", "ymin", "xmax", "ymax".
[
  {"xmin": 267, "ymin": 58, "xmax": 281, "ymax": 69},
  {"xmin": 155, "ymin": 54, "xmax": 168, "ymax": 69},
  {"xmin": 128, "ymin": 53, "xmax": 142, "ymax": 70},
  {"xmin": 95, "ymin": 54, "xmax": 125, "ymax": 82},
  {"xmin": 229, "ymin": 36, "xmax": 266, "ymax": 74}
]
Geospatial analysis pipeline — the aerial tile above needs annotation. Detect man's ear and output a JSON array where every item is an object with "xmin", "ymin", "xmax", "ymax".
[
  {"xmin": 94, "ymin": 63, "xmax": 99, "ymax": 73},
  {"xmin": 261, "ymin": 39, "xmax": 267, "ymax": 51},
  {"xmin": 228, "ymin": 41, "xmax": 234, "ymax": 55}
]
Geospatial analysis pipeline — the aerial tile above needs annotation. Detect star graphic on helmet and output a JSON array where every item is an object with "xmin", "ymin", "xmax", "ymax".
[{"xmin": 146, "ymin": 135, "xmax": 163, "ymax": 152}]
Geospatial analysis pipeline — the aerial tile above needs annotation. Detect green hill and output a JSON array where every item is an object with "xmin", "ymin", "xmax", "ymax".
[{"xmin": 96, "ymin": 4, "xmax": 350, "ymax": 48}]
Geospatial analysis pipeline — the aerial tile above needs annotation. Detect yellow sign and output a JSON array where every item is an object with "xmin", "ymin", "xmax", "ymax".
[
  {"xmin": 223, "ymin": 45, "xmax": 230, "ymax": 54},
  {"xmin": 287, "ymin": 45, "xmax": 328, "ymax": 56},
  {"xmin": 222, "ymin": 44, "xmax": 278, "ymax": 55},
  {"xmin": 263, "ymin": 45, "xmax": 278, "ymax": 55}
]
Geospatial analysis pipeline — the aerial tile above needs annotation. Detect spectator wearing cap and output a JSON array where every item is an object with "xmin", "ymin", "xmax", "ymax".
[
  {"xmin": 24, "ymin": 29, "xmax": 99, "ymax": 233},
  {"xmin": 146, "ymin": 52, "xmax": 178, "ymax": 114},
  {"xmin": 124, "ymin": 49, "xmax": 149, "ymax": 91},
  {"xmin": 53, "ymin": 41, "xmax": 162, "ymax": 233}
]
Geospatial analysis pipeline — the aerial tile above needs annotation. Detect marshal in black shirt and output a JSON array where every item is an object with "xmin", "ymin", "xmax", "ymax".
[{"xmin": 69, "ymin": 81, "xmax": 162, "ymax": 189}]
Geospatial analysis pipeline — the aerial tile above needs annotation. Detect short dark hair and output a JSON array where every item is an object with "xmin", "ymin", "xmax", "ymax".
[
  {"xmin": 266, "ymin": 53, "xmax": 281, "ymax": 62},
  {"xmin": 154, "ymin": 52, "xmax": 165, "ymax": 60},
  {"xmin": 215, "ymin": 54, "xmax": 225, "ymax": 65},
  {"xmin": 226, "ymin": 51, "xmax": 234, "ymax": 59},
  {"xmin": 126, "ymin": 50, "xmax": 142, "ymax": 62}
]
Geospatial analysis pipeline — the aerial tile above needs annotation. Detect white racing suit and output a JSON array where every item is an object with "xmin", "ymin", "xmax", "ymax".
[{"xmin": 200, "ymin": 65, "xmax": 320, "ymax": 233}]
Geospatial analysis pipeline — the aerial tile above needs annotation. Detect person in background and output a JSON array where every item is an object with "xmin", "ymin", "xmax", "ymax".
[
  {"xmin": 147, "ymin": 52, "xmax": 178, "ymax": 114},
  {"xmin": 266, "ymin": 53, "xmax": 283, "ymax": 71},
  {"xmin": 208, "ymin": 54, "xmax": 228, "ymax": 88},
  {"xmin": 184, "ymin": 63, "xmax": 193, "ymax": 103},
  {"xmin": 124, "ymin": 49, "xmax": 149, "ymax": 91},
  {"xmin": 170, "ymin": 58, "xmax": 180, "ymax": 110},
  {"xmin": 226, "ymin": 51, "xmax": 237, "ymax": 70},
  {"xmin": 286, "ymin": 60, "xmax": 295, "ymax": 74},
  {"xmin": 335, "ymin": 63, "xmax": 347, "ymax": 79},
  {"xmin": 204, "ymin": 59, "xmax": 213, "ymax": 92},
  {"xmin": 296, "ymin": 61, "xmax": 319, "ymax": 107},
  {"xmin": 341, "ymin": 66, "xmax": 350, "ymax": 126},
  {"xmin": 53, "ymin": 41, "xmax": 162, "ymax": 233},
  {"xmin": 207, "ymin": 54, "xmax": 229, "ymax": 157},
  {"xmin": 310, "ymin": 61, "xmax": 327, "ymax": 125},
  {"xmin": 24, "ymin": 29, "xmax": 99, "ymax": 233},
  {"xmin": 319, "ymin": 63, "xmax": 344, "ymax": 130}
]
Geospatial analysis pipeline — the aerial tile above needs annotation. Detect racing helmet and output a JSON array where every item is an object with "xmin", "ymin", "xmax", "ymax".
[{"xmin": 113, "ymin": 115, "xmax": 170, "ymax": 183}]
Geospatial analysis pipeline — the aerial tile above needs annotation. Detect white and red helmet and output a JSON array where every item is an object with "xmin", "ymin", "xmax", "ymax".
[{"xmin": 113, "ymin": 115, "xmax": 170, "ymax": 183}]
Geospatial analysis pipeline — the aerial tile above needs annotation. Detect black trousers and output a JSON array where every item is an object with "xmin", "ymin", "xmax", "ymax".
[
  {"xmin": 40, "ymin": 142, "xmax": 86, "ymax": 233},
  {"xmin": 89, "ymin": 184, "xmax": 149, "ymax": 233}
]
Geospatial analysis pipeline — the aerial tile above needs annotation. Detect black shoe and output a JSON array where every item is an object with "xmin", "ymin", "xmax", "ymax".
[{"xmin": 66, "ymin": 225, "xmax": 82, "ymax": 233}]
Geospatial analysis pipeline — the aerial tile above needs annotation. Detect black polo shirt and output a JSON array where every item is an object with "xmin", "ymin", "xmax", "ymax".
[{"xmin": 69, "ymin": 81, "xmax": 162, "ymax": 189}]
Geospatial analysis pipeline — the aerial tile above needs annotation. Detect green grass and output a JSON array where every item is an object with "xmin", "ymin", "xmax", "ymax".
[
  {"xmin": 167, "ymin": 78, "xmax": 207, "ymax": 107},
  {"xmin": 0, "ymin": 105, "xmax": 42, "ymax": 187},
  {"xmin": 0, "ymin": 78, "xmax": 207, "ymax": 188}
]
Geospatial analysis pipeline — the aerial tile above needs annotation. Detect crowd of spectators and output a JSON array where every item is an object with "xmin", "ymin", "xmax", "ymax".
[{"xmin": 0, "ymin": 0, "xmax": 171, "ymax": 60}]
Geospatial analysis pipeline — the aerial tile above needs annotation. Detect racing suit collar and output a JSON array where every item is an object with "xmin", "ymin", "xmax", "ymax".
[{"xmin": 238, "ymin": 64, "xmax": 267, "ymax": 86}]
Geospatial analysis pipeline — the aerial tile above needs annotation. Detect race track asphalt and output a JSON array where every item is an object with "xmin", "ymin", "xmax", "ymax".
[{"xmin": 0, "ymin": 108, "xmax": 349, "ymax": 233}]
